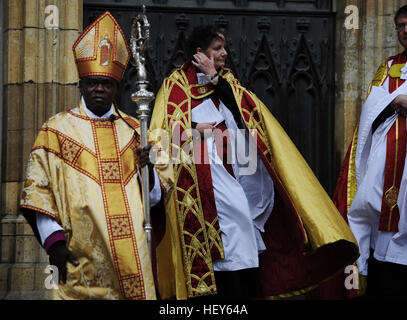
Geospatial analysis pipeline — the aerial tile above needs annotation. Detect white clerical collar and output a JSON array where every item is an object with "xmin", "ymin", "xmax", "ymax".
[
  {"xmin": 81, "ymin": 96, "xmax": 114, "ymax": 119},
  {"xmin": 197, "ymin": 72, "xmax": 211, "ymax": 85}
]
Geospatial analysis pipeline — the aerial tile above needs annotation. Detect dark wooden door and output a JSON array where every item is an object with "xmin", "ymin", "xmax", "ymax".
[{"xmin": 84, "ymin": 0, "xmax": 336, "ymax": 194}]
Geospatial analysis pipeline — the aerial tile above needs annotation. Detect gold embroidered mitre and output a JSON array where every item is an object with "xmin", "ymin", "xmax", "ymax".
[{"xmin": 72, "ymin": 11, "xmax": 130, "ymax": 82}]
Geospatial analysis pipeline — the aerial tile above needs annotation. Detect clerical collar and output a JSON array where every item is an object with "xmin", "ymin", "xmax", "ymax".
[{"xmin": 81, "ymin": 96, "xmax": 114, "ymax": 119}]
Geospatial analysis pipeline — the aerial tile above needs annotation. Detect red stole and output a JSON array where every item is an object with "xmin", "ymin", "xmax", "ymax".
[
  {"xmin": 189, "ymin": 83, "xmax": 224, "ymax": 260},
  {"xmin": 168, "ymin": 65, "xmax": 224, "ymax": 295},
  {"xmin": 380, "ymin": 53, "xmax": 407, "ymax": 232}
]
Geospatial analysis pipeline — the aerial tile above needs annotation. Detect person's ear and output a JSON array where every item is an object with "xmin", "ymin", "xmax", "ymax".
[{"xmin": 196, "ymin": 47, "xmax": 203, "ymax": 53}]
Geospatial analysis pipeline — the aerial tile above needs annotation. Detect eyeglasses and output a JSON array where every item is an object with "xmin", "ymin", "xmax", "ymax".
[
  {"xmin": 82, "ymin": 78, "xmax": 116, "ymax": 90},
  {"xmin": 396, "ymin": 23, "xmax": 407, "ymax": 31}
]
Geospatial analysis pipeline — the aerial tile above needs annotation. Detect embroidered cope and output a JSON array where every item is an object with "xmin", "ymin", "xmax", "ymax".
[
  {"xmin": 20, "ymin": 100, "xmax": 173, "ymax": 300},
  {"xmin": 151, "ymin": 62, "xmax": 359, "ymax": 299}
]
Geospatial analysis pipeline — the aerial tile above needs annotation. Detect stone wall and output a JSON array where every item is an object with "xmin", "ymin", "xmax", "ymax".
[{"xmin": 0, "ymin": 0, "xmax": 82, "ymax": 299}]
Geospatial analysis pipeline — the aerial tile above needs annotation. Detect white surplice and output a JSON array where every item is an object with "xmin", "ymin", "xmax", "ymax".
[
  {"xmin": 191, "ymin": 74, "xmax": 274, "ymax": 271},
  {"xmin": 347, "ymin": 61, "xmax": 407, "ymax": 276}
]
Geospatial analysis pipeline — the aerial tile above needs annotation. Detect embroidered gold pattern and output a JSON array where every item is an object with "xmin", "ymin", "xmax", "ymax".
[
  {"xmin": 24, "ymin": 108, "xmax": 149, "ymax": 300},
  {"xmin": 384, "ymin": 186, "xmax": 398, "ymax": 208},
  {"xmin": 163, "ymin": 67, "xmax": 275, "ymax": 298},
  {"xmin": 367, "ymin": 59, "xmax": 389, "ymax": 96},
  {"xmin": 110, "ymin": 216, "xmax": 132, "ymax": 238},
  {"xmin": 101, "ymin": 161, "xmax": 121, "ymax": 181},
  {"xmin": 61, "ymin": 139, "xmax": 81, "ymax": 163},
  {"xmin": 164, "ymin": 74, "xmax": 220, "ymax": 297},
  {"xmin": 121, "ymin": 275, "xmax": 143, "ymax": 298},
  {"xmin": 198, "ymin": 87, "xmax": 207, "ymax": 94},
  {"xmin": 91, "ymin": 120, "xmax": 146, "ymax": 300}
]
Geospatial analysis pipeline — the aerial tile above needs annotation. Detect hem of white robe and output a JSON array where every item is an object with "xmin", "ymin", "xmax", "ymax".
[
  {"xmin": 373, "ymin": 251, "xmax": 407, "ymax": 266},
  {"xmin": 213, "ymin": 257, "xmax": 258, "ymax": 271}
]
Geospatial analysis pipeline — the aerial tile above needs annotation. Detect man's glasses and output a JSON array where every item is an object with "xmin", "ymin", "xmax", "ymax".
[
  {"xmin": 396, "ymin": 23, "xmax": 407, "ymax": 31},
  {"xmin": 82, "ymin": 78, "xmax": 116, "ymax": 90}
]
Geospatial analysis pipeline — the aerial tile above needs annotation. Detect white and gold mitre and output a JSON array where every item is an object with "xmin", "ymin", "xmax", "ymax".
[{"xmin": 72, "ymin": 11, "xmax": 131, "ymax": 82}]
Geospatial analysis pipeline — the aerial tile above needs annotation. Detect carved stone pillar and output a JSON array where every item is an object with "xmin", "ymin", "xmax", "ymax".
[{"xmin": 0, "ymin": 0, "xmax": 83, "ymax": 299}]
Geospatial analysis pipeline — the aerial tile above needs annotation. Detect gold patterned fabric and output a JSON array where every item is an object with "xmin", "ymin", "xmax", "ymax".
[
  {"xmin": 151, "ymin": 63, "xmax": 359, "ymax": 300},
  {"xmin": 72, "ymin": 11, "xmax": 131, "ymax": 82},
  {"xmin": 20, "ymin": 101, "xmax": 173, "ymax": 300},
  {"xmin": 344, "ymin": 58, "xmax": 389, "ymax": 212}
]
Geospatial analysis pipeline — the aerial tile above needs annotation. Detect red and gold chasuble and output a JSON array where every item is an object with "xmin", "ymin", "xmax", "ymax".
[
  {"xmin": 20, "ymin": 103, "xmax": 168, "ymax": 300},
  {"xmin": 152, "ymin": 62, "xmax": 358, "ymax": 299}
]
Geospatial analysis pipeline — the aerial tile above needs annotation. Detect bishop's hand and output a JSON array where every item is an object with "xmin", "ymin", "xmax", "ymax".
[
  {"xmin": 48, "ymin": 241, "xmax": 79, "ymax": 283},
  {"xmin": 136, "ymin": 144, "xmax": 155, "ymax": 191}
]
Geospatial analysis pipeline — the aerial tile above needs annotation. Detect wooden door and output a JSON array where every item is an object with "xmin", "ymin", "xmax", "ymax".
[{"xmin": 84, "ymin": 0, "xmax": 336, "ymax": 193}]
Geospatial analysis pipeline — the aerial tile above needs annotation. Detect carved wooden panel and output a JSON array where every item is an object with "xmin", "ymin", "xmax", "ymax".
[{"xmin": 83, "ymin": 1, "xmax": 336, "ymax": 193}]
